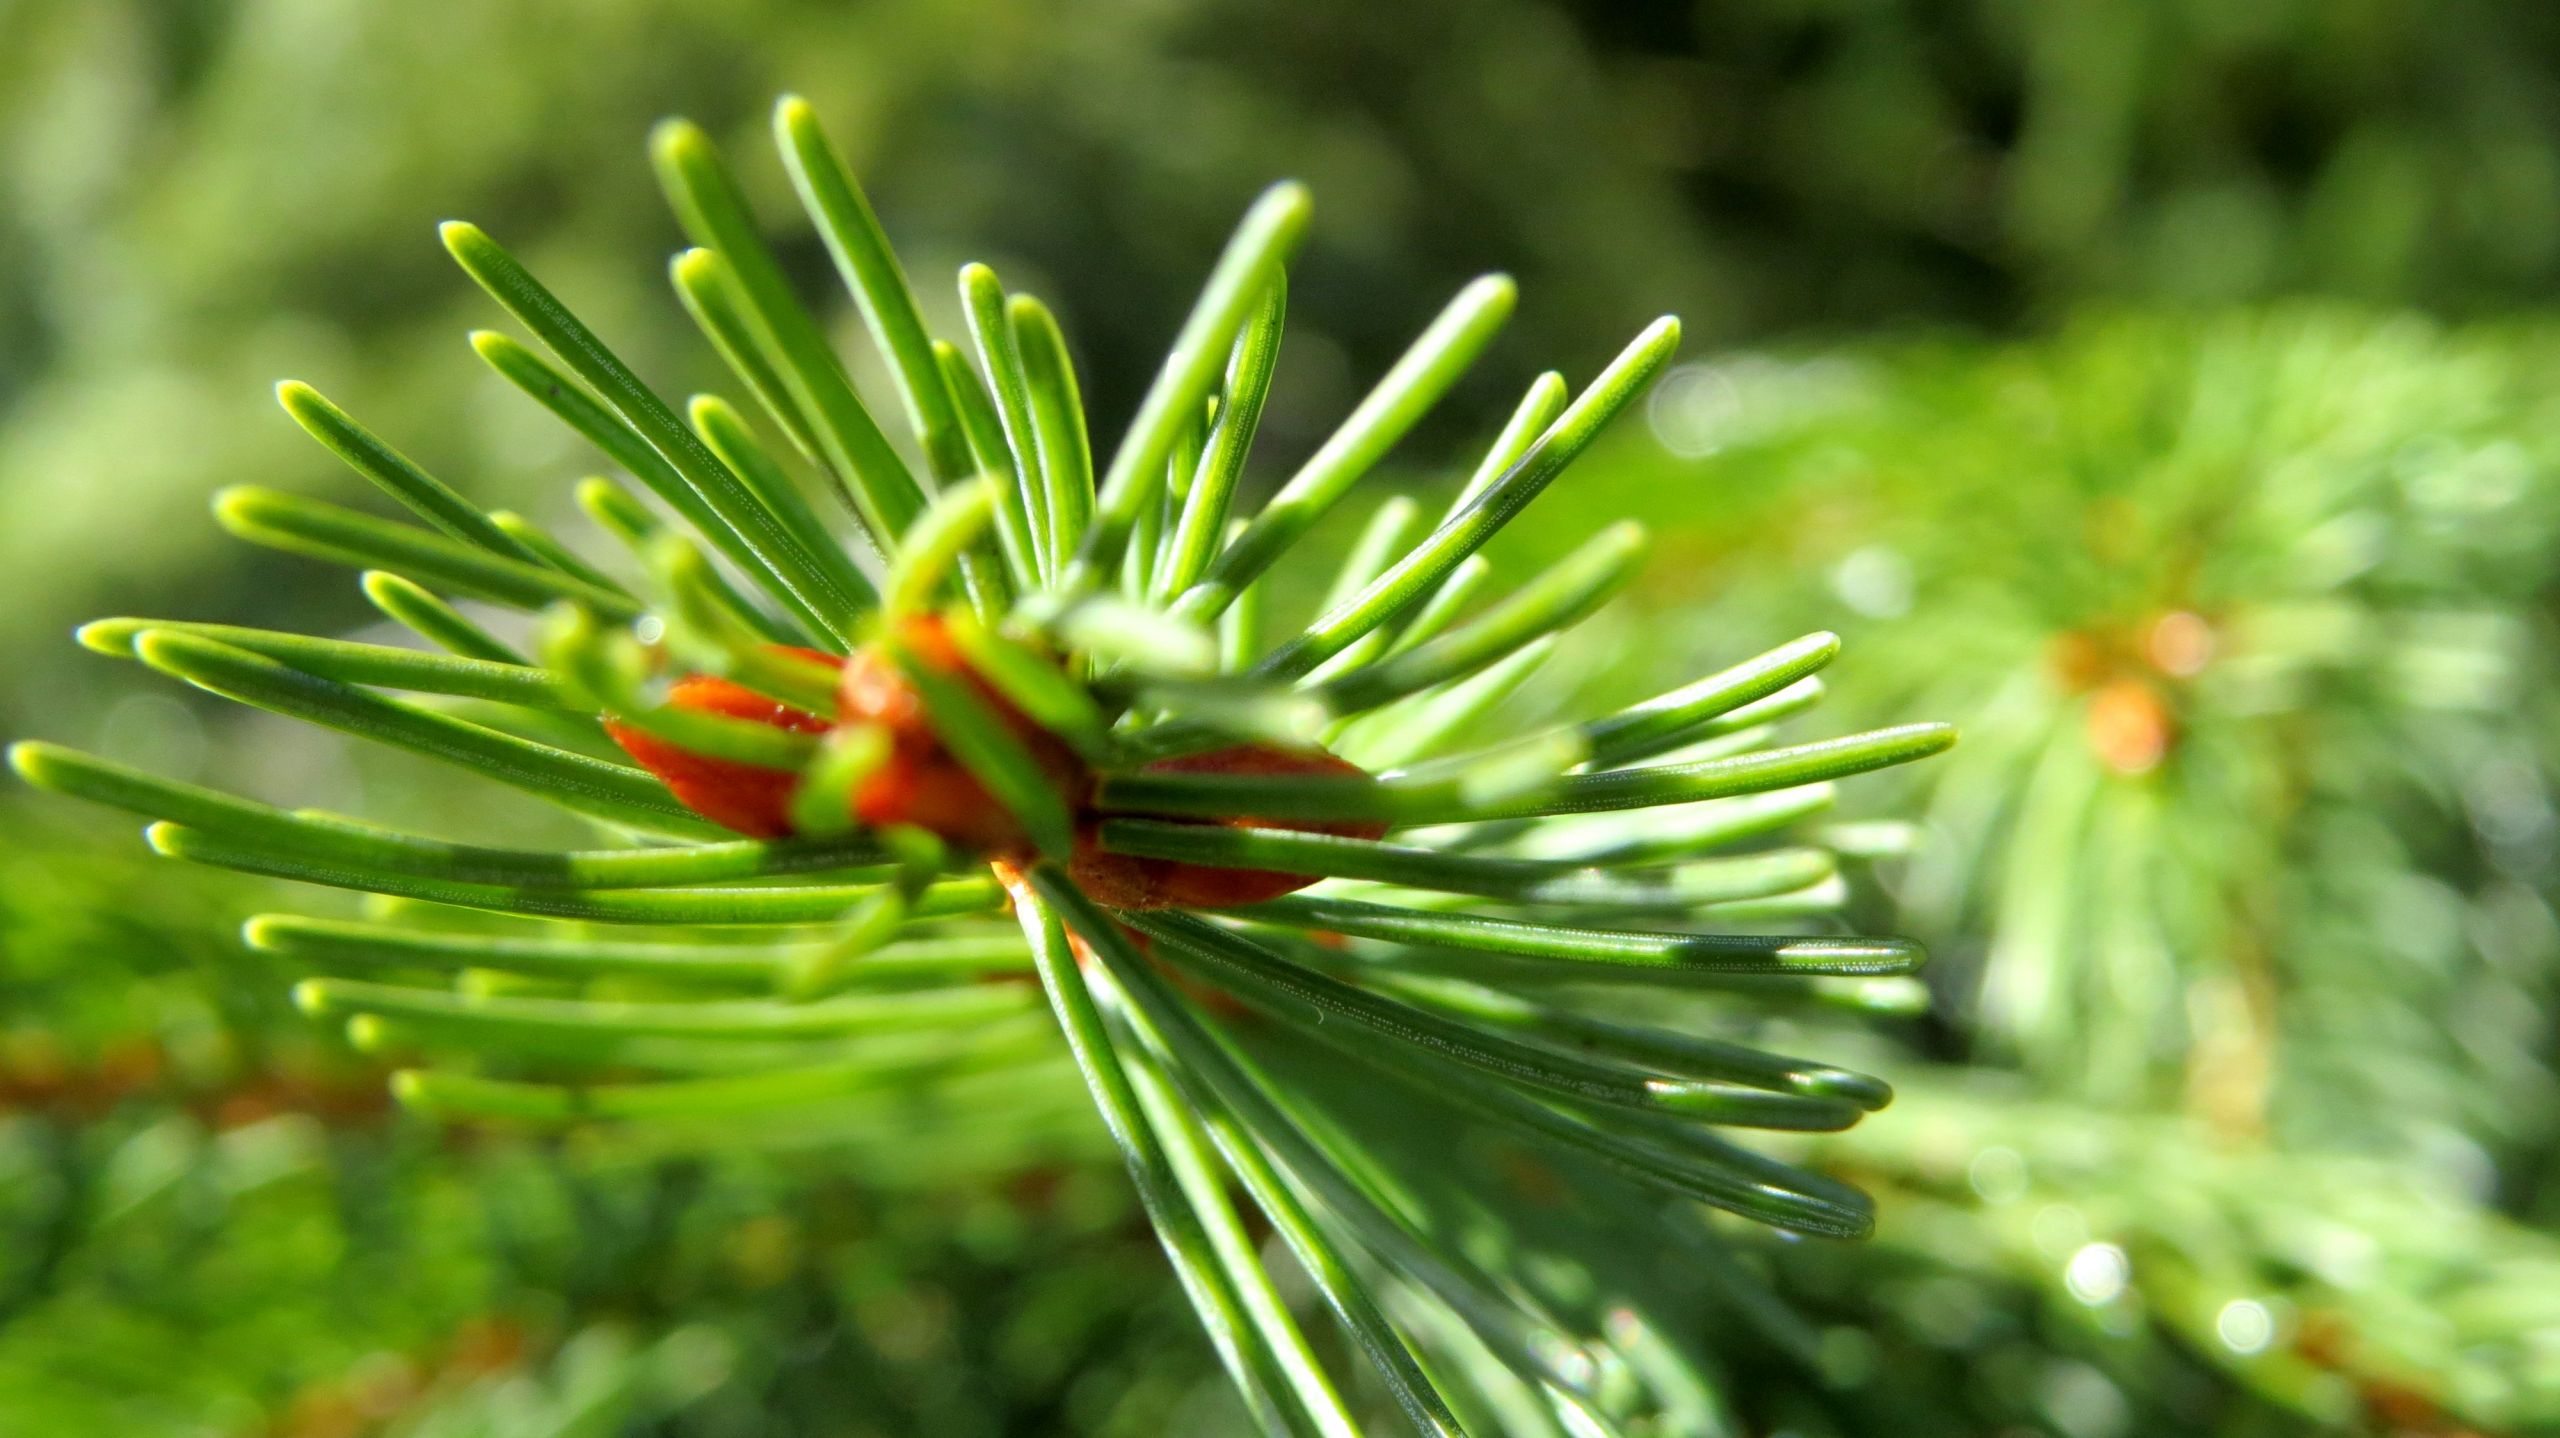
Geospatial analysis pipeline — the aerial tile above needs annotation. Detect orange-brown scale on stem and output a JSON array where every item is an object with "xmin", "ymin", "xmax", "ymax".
[
  {"xmin": 601, "ymin": 645, "xmax": 843, "ymax": 839},
  {"xmin": 615, "ymin": 620, "xmax": 1384, "ymax": 913},
  {"xmin": 1067, "ymin": 744, "xmax": 1389, "ymax": 910},
  {"xmin": 836, "ymin": 615, "xmax": 1079, "ymax": 857}
]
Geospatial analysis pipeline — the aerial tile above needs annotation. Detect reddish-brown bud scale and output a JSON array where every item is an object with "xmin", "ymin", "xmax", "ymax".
[
  {"xmin": 602, "ymin": 646, "xmax": 842, "ymax": 839},
  {"xmin": 835, "ymin": 615, "xmax": 1078, "ymax": 857},
  {"xmin": 1067, "ymin": 745, "xmax": 1389, "ymax": 910},
  {"xmin": 614, "ymin": 623, "xmax": 1384, "ymax": 914}
]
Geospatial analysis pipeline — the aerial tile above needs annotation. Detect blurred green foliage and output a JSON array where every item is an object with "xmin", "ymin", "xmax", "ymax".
[
  {"xmin": 1559, "ymin": 307, "xmax": 2560, "ymax": 1434},
  {"xmin": 12, "ymin": 0, "xmax": 2560, "ymax": 1434},
  {"xmin": 1580, "ymin": 309, "xmax": 2560, "ymax": 1163}
]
